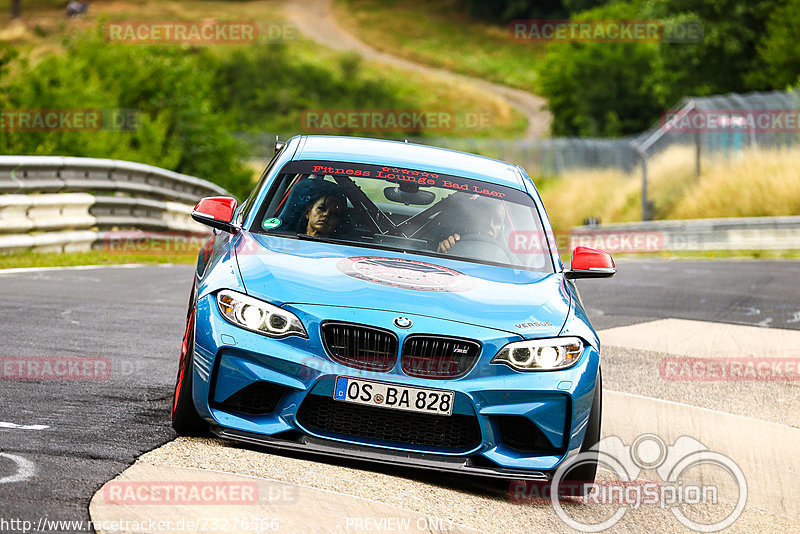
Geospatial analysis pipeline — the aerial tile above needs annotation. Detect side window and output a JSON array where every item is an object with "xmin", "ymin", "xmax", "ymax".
[
  {"xmin": 261, "ymin": 174, "xmax": 334, "ymax": 234},
  {"xmin": 236, "ymin": 149, "xmax": 284, "ymax": 226},
  {"xmin": 262, "ymin": 174, "xmax": 304, "ymax": 230},
  {"xmin": 236, "ymin": 172, "xmax": 267, "ymax": 226}
]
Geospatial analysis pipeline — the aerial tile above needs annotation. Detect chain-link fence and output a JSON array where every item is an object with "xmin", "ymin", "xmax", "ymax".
[
  {"xmin": 416, "ymin": 88, "xmax": 800, "ymax": 173},
  {"xmin": 412, "ymin": 88, "xmax": 800, "ymax": 220}
]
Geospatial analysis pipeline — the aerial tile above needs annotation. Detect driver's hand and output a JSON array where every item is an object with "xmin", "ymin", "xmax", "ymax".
[{"xmin": 437, "ymin": 234, "xmax": 460, "ymax": 254}]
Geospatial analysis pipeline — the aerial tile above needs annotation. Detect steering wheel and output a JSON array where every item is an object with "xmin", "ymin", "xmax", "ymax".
[{"xmin": 447, "ymin": 233, "xmax": 512, "ymax": 264}]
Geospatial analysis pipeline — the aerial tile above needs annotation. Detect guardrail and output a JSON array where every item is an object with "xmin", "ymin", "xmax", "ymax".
[
  {"xmin": 0, "ymin": 156, "xmax": 227, "ymax": 202},
  {"xmin": 570, "ymin": 216, "xmax": 800, "ymax": 253},
  {"xmin": 0, "ymin": 156, "xmax": 230, "ymax": 253}
]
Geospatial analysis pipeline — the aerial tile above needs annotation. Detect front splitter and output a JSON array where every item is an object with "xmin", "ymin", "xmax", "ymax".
[{"xmin": 212, "ymin": 426, "xmax": 550, "ymax": 481}]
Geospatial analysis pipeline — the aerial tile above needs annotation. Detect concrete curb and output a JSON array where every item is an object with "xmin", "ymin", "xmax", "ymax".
[{"xmin": 89, "ymin": 464, "xmax": 479, "ymax": 534}]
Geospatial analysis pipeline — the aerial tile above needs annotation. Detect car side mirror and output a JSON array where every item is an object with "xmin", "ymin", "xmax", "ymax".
[
  {"xmin": 565, "ymin": 246, "xmax": 616, "ymax": 279},
  {"xmin": 191, "ymin": 197, "xmax": 239, "ymax": 234}
]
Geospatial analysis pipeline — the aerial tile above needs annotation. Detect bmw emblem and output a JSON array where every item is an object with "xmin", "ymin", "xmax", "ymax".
[{"xmin": 394, "ymin": 316, "xmax": 412, "ymax": 329}]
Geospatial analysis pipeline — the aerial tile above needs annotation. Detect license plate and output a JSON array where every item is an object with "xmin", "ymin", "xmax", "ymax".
[{"xmin": 333, "ymin": 376, "xmax": 454, "ymax": 416}]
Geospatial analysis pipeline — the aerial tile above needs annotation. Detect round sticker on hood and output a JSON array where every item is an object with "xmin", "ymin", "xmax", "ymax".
[{"xmin": 337, "ymin": 256, "xmax": 476, "ymax": 292}]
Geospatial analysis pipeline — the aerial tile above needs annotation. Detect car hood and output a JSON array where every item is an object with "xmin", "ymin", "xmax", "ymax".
[{"xmin": 234, "ymin": 232, "xmax": 571, "ymax": 337}]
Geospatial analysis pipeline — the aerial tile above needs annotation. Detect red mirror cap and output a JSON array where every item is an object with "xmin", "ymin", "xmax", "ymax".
[
  {"xmin": 571, "ymin": 246, "xmax": 615, "ymax": 271},
  {"xmin": 193, "ymin": 197, "xmax": 237, "ymax": 222}
]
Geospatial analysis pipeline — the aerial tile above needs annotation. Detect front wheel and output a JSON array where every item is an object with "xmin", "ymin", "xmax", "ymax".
[
  {"xmin": 171, "ymin": 306, "xmax": 208, "ymax": 435},
  {"xmin": 556, "ymin": 369, "xmax": 602, "ymax": 496}
]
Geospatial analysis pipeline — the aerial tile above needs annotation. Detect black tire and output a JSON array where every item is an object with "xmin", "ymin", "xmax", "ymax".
[
  {"xmin": 171, "ymin": 304, "xmax": 209, "ymax": 435},
  {"xmin": 557, "ymin": 369, "xmax": 602, "ymax": 496}
]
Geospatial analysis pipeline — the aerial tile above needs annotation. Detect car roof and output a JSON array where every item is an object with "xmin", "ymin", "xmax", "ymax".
[{"xmin": 291, "ymin": 135, "xmax": 525, "ymax": 190}]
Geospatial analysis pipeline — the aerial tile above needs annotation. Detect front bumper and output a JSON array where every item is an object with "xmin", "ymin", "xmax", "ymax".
[{"xmin": 191, "ymin": 294, "xmax": 600, "ymax": 475}]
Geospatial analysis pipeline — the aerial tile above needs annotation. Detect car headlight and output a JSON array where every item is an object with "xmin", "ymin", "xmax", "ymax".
[
  {"xmin": 216, "ymin": 289, "xmax": 307, "ymax": 338},
  {"xmin": 491, "ymin": 337, "xmax": 583, "ymax": 371}
]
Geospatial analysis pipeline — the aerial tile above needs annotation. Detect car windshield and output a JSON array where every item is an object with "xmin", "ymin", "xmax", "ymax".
[{"xmin": 253, "ymin": 160, "xmax": 554, "ymax": 272}]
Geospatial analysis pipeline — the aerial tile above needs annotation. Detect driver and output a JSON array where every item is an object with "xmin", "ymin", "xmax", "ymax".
[
  {"xmin": 302, "ymin": 190, "xmax": 346, "ymax": 237},
  {"xmin": 437, "ymin": 195, "xmax": 505, "ymax": 254}
]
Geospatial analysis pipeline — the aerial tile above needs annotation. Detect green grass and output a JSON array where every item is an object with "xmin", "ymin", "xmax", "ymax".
[
  {"xmin": 334, "ymin": 0, "xmax": 544, "ymax": 92},
  {"xmin": 0, "ymin": 249, "xmax": 198, "ymax": 270}
]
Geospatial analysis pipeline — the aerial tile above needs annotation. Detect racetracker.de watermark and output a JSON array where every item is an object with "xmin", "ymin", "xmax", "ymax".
[
  {"xmin": 301, "ymin": 109, "xmax": 494, "ymax": 133},
  {"xmin": 660, "ymin": 357, "xmax": 800, "ymax": 381},
  {"xmin": 507, "ymin": 229, "xmax": 666, "ymax": 255},
  {"xmin": 102, "ymin": 231, "xmax": 209, "ymax": 254},
  {"xmin": 0, "ymin": 517, "xmax": 281, "ymax": 534},
  {"xmin": 1, "ymin": 356, "xmax": 111, "ymax": 380},
  {"xmin": 102, "ymin": 481, "xmax": 269, "ymax": 505},
  {"xmin": 661, "ymin": 109, "xmax": 800, "ymax": 133},
  {"xmin": 104, "ymin": 20, "xmax": 298, "ymax": 44},
  {"xmin": 510, "ymin": 19, "xmax": 703, "ymax": 43},
  {"xmin": 0, "ymin": 109, "xmax": 139, "ymax": 132}
]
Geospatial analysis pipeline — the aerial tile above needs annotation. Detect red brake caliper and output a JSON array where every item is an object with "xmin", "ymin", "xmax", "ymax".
[{"xmin": 172, "ymin": 308, "xmax": 196, "ymax": 418}]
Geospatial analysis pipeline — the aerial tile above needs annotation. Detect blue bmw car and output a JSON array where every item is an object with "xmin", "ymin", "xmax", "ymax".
[{"xmin": 171, "ymin": 135, "xmax": 615, "ymax": 485}]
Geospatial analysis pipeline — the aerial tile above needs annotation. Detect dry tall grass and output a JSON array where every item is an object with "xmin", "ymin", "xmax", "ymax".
[
  {"xmin": 537, "ymin": 145, "xmax": 800, "ymax": 230},
  {"xmin": 537, "ymin": 169, "xmax": 639, "ymax": 230},
  {"xmin": 669, "ymin": 147, "xmax": 800, "ymax": 219}
]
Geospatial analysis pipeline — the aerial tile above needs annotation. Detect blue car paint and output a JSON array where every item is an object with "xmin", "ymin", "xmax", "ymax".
[
  {"xmin": 234, "ymin": 232, "xmax": 571, "ymax": 339},
  {"xmin": 189, "ymin": 135, "xmax": 602, "ymax": 476},
  {"xmin": 192, "ymin": 290, "xmax": 599, "ymax": 470}
]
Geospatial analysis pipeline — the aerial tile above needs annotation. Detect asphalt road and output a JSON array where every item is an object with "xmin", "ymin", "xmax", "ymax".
[
  {"xmin": 577, "ymin": 259, "xmax": 800, "ymax": 331},
  {"xmin": 0, "ymin": 265, "xmax": 189, "ymax": 532},
  {"xmin": 0, "ymin": 260, "xmax": 798, "ymax": 532}
]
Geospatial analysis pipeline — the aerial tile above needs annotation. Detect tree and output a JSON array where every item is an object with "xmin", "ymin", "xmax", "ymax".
[
  {"xmin": 458, "ymin": 0, "xmax": 568, "ymax": 22},
  {"xmin": 536, "ymin": 0, "xmax": 790, "ymax": 137},
  {"xmin": 751, "ymin": 0, "xmax": 800, "ymax": 89},
  {"xmin": 650, "ymin": 0, "xmax": 782, "ymax": 98},
  {"xmin": 11, "ymin": 0, "xmax": 21, "ymax": 19},
  {"xmin": 539, "ymin": 41, "xmax": 664, "ymax": 136},
  {"xmin": 537, "ymin": 2, "xmax": 665, "ymax": 136}
]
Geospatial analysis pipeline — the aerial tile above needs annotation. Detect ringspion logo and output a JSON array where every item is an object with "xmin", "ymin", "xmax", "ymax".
[{"xmin": 511, "ymin": 434, "xmax": 747, "ymax": 532}]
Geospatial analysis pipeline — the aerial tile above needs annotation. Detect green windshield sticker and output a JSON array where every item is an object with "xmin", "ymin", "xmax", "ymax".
[{"xmin": 262, "ymin": 217, "xmax": 282, "ymax": 230}]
